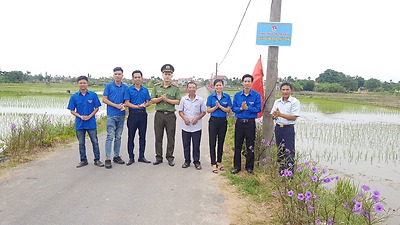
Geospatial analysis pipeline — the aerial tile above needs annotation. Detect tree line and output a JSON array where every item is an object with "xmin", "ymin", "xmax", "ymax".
[{"xmin": 1, "ymin": 69, "xmax": 399, "ymax": 93}]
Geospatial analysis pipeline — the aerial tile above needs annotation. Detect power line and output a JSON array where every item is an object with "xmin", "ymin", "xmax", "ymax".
[{"xmin": 218, "ymin": 0, "xmax": 252, "ymax": 66}]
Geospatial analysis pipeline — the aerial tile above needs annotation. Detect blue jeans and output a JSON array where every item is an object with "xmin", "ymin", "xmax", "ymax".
[
  {"xmin": 76, "ymin": 129, "xmax": 100, "ymax": 162},
  {"xmin": 105, "ymin": 116, "xmax": 125, "ymax": 159}
]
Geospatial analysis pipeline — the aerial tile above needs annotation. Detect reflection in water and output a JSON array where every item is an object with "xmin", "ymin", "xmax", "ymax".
[{"xmin": 297, "ymin": 103, "xmax": 400, "ymax": 224}]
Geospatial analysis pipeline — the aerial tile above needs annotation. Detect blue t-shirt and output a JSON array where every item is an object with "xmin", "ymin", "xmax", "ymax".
[
  {"xmin": 124, "ymin": 85, "xmax": 151, "ymax": 112},
  {"xmin": 232, "ymin": 90, "xmax": 261, "ymax": 119},
  {"xmin": 103, "ymin": 82, "xmax": 128, "ymax": 116},
  {"xmin": 67, "ymin": 90, "xmax": 101, "ymax": 130},
  {"xmin": 206, "ymin": 92, "xmax": 232, "ymax": 118}
]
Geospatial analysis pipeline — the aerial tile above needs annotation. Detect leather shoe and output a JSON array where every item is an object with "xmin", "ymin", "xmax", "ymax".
[
  {"xmin": 168, "ymin": 160, "xmax": 175, "ymax": 166},
  {"xmin": 126, "ymin": 158, "xmax": 135, "ymax": 166},
  {"xmin": 182, "ymin": 163, "xmax": 190, "ymax": 168},
  {"xmin": 138, "ymin": 158, "xmax": 151, "ymax": 163},
  {"xmin": 246, "ymin": 169, "xmax": 254, "ymax": 174},
  {"xmin": 153, "ymin": 160, "xmax": 163, "ymax": 165},
  {"xmin": 231, "ymin": 168, "xmax": 240, "ymax": 174}
]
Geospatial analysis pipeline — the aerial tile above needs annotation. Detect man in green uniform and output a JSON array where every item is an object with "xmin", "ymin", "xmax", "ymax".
[{"xmin": 151, "ymin": 64, "xmax": 181, "ymax": 166}]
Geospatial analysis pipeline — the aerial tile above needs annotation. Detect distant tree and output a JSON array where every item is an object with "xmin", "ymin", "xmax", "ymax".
[
  {"xmin": 364, "ymin": 78, "xmax": 381, "ymax": 91},
  {"xmin": 316, "ymin": 69, "xmax": 346, "ymax": 84},
  {"xmin": 355, "ymin": 76, "xmax": 365, "ymax": 88},
  {"xmin": 297, "ymin": 79, "xmax": 315, "ymax": 91}
]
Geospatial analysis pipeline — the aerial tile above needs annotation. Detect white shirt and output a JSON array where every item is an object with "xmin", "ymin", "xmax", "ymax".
[
  {"xmin": 270, "ymin": 95, "xmax": 301, "ymax": 125},
  {"xmin": 178, "ymin": 95, "xmax": 206, "ymax": 132}
]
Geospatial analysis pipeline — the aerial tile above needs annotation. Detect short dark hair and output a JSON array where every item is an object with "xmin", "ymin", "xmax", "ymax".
[
  {"xmin": 242, "ymin": 74, "xmax": 253, "ymax": 82},
  {"xmin": 280, "ymin": 82, "xmax": 293, "ymax": 90},
  {"xmin": 113, "ymin": 67, "xmax": 123, "ymax": 73},
  {"xmin": 186, "ymin": 81, "xmax": 197, "ymax": 88},
  {"xmin": 77, "ymin": 76, "xmax": 88, "ymax": 82},
  {"xmin": 132, "ymin": 70, "xmax": 143, "ymax": 77},
  {"xmin": 213, "ymin": 79, "xmax": 224, "ymax": 86}
]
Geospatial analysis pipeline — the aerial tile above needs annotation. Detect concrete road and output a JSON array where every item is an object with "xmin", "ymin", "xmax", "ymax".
[{"xmin": 0, "ymin": 87, "xmax": 231, "ymax": 225}]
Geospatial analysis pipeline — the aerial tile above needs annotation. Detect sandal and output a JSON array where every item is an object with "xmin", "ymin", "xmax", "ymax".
[
  {"xmin": 212, "ymin": 165, "xmax": 218, "ymax": 173},
  {"xmin": 217, "ymin": 163, "xmax": 224, "ymax": 171}
]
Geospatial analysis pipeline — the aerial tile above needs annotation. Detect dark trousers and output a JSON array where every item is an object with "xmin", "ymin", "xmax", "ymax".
[
  {"xmin": 127, "ymin": 112, "xmax": 148, "ymax": 159},
  {"xmin": 274, "ymin": 125, "xmax": 295, "ymax": 171},
  {"xmin": 208, "ymin": 117, "xmax": 227, "ymax": 165},
  {"xmin": 154, "ymin": 111, "xmax": 176, "ymax": 162},
  {"xmin": 182, "ymin": 130, "xmax": 202, "ymax": 165},
  {"xmin": 234, "ymin": 120, "xmax": 255, "ymax": 170}
]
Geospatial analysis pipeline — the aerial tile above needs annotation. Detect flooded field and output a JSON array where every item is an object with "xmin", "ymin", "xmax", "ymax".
[
  {"xmin": 0, "ymin": 96, "xmax": 106, "ymax": 139},
  {"xmin": 297, "ymin": 101, "xmax": 400, "ymax": 224}
]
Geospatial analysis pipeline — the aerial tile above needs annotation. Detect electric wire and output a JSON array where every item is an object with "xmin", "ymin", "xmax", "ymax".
[{"xmin": 218, "ymin": 0, "xmax": 252, "ymax": 66}]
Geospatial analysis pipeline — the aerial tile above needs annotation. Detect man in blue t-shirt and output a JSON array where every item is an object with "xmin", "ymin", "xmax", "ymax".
[
  {"xmin": 231, "ymin": 74, "xmax": 261, "ymax": 175},
  {"xmin": 124, "ymin": 70, "xmax": 152, "ymax": 165},
  {"xmin": 102, "ymin": 67, "xmax": 129, "ymax": 169},
  {"xmin": 67, "ymin": 75, "xmax": 104, "ymax": 168}
]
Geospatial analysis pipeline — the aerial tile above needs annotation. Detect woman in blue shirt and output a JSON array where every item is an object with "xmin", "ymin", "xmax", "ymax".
[{"xmin": 206, "ymin": 79, "xmax": 232, "ymax": 173}]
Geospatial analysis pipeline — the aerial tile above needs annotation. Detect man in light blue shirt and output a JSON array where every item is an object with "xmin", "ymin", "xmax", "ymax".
[
  {"xmin": 178, "ymin": 82, "xmax": 206, "ymax": 170},
  {"xmin": 102, "ymin": 67, "xmax": 128, "ymax": 169}
]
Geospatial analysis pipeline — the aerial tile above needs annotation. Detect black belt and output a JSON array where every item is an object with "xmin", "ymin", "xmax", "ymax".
[
  {"xmin": 129, "ymin": 111, "xmax": 146, "ymax": 114},
  {"xmin": 157, "ymin": 111, "xmax": 174, "ymax": 115},
  {"xmin": 237, "ymin": 118, "xmax": 255, "ymax": 123},
  {"xmin": 276, "ymin": 124, "xmax": 294, "ymax": 128},
  {"xmin": 211, "ymin": 116, "xmax": 227, "ymax": 120}
]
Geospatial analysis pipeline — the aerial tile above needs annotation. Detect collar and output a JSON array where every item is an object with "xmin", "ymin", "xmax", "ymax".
[{"xmin": 278, "ymin": 95, "xmax": 293, "ymax": 103}]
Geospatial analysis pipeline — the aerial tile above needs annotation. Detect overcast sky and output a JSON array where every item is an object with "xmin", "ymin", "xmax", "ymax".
[{"xmin": 1, "ymin": 0, "xmax": 399, "ymax": 82}]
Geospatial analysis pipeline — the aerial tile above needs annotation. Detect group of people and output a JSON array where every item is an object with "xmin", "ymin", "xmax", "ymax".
[{"xmin": 67, "ymin": 63, "xmax": 301, "ymax": 174}]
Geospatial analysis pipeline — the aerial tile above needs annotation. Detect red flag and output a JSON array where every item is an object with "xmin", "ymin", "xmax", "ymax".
[{"xmin": 251, "ymin": 56, "xmax": 264, "ymax": 118}]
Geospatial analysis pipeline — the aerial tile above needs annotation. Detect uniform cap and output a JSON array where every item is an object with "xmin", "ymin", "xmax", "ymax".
[{"xmin": 161, "ymin": 64, "xmax": 174, "ymax": 73}]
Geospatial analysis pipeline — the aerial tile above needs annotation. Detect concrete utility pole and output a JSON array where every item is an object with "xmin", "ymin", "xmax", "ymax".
[{"xmin": 262, "ymin": 0, "xmax": 282, "ymax": 159}]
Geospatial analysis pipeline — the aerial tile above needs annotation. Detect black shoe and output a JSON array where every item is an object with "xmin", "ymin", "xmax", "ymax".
[
  {"xmin": 138, "ymin": 158, "xmax": 151, "ymax": 163},
  {"xmin": 153, "ymin": 160, "xmax": 163, "ymax": 165},
  {"xmin": 181, "ymin": 163, "xmax": 190, "ymax": 168},
  {"xmin": 126, "ymin": 158, "xmax": 135, "ymax": 166},
  {"xmin": 113, "ymin": 156, "xmax": 125, "ymax": 164},
  {"xmin": 94, "ymin": 160, "xmax": 104, "ymax": 167},
  {"xmin": 168, "ymin": 160, "xmax": 175, "ymax": 167},
  {"xmin": 76, "ymin": 161, "xmax": 88, "ymax": 168},
  {"xmin": 246, "ymin": 169, "xmax": 254, "ymax": 174},
  {"xmin": 231, "ymin": 168, "xmax": 240, "ymax": 174},
  {"xmin": 194, "ymin": 163, "xmax": 202, "ymax": 170},
  {"xmin": 105, "ymin": 159, "xmax": 112, "ymax": 169}
]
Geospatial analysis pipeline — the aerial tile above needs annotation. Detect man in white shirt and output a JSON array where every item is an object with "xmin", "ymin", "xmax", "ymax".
[
  {"xmin": 271, "ymin": 82, "xmax": 301, "ymax": 172},
  {"xmin": 178, "ymin": 82, "xmax": 206, "ymax": 170}
]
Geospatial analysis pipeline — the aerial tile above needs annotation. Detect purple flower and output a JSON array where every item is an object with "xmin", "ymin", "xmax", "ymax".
[
  {"xmin": 281, "ymin": 191, "xmax": 285, "ymax": 195},
  {"xmin": 305, "ymin": 191, "xmax": 312, "ymax": 198},
  {"xmin": 249, "ymin": 145, "xmax": 253, "ymax": 150},
  {"xmin": 297, "ymin": 166, "xmax": 302, "ymax": 172},
  {"xmin": 327, "ymin": 219, "xmax": 334, "ymax": 225},
  {"xmin": 305, "ymin": 198, "xmax": 310, "ymax": 203},
  {"xmin": 285, "ymin": 148, "xmax": 290, "ymax": 153},
  {"xmin": 335, "ymin": 176, "xmax": 340, "ymax": 181},
  {"xmin": 281, "ymin": 143, "xmax": 285, "ymax": 147},
  {"xmin": 313, "ymin": 195, "xmax": 318, "ymax": 199},
  {"xmin": 12, "ymin": 123, "xmax": 18, "ymax": 130},
  {"xmin": 302, "ymin": 182, "xmax": 308, "ymax": 187},
  {"xmin": 372, "ymin": 195, "xmax": 379, "ymax": 203},
  {"xmin": 323, "ymin": 178, "xmax": 331, "ymax": 184},
  {"xmin": 374, "ymin": 203, "xmax": 384, "ymax": 213},
  {"xmin": 311, "ymin": 176, "xmax": 318, "ymax": 182},
  {"xmin": 261, "ymin": 139, "xmax": 265, "ymax": 143},
  {"xmin": 361, "ymin": 184, "xmax": 370, "ymax": 191},
  {"xmin": 311, "ymin": 166, "xmax": 317, "ymax": 173},
  {"xmin": 315, "ymin": 219, "xmax": 321, "ymax": 224},
  {"xmin": 373, "ymin": 190, "xmax": 381, "ymax": 196},
  {"xmin": 288, "ymin": 190, "xmax": 293, "ymax": 197},
  {"xmin": 262, "ymin": 158, "xmax": 267, "ymax": 163},
  {"xmin": 297, "ymin": 193, "xmax": 304, "ymax": 201},
  {"xmin": 322, "ymin": 169, "xmax": 326, "ymax": 174},
  {"xmin": 353, "ymin": 202, "xmax": 363, "ymax": 213},
  {"xmin": 271, "ymin": 141, "xmax": 275, "ymax": 145},
  {"xmin": 271, "ymin": 192, "xmax": 277, "ymax": 196},
  {"xmin": 288, "ymin": 162, "xmax": 293, "ymax": 167},
  {"xmin": 266, "ymin": 141, "xmax": 271, "ymax": 146},
  {"xmin": 343, "ymin": 202, "xmax": 349, "ymax": 209},
  {"xmin": 307, "ymin": 205, "xmax": 313, "ymax": 212},
  {"xmin": 304, "ymin": 161, "xmax": 309, "ymax": 166}
]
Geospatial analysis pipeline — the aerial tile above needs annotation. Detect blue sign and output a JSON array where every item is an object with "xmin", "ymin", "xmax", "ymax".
[{"xmin": 256, "ymin": 22, "xmax": 292, "ymax": 46}]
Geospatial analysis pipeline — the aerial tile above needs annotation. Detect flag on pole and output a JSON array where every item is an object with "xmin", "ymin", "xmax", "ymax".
[{"xmin": 251, "ymin": 56, "xmax": 264, "ymax": 118}]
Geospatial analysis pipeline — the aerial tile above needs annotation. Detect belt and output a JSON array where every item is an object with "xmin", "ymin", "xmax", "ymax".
[
  {"xmin": 211, "ymin": 116, "xmax": 227, "ymax": 120},
  {"xmin": 236, "ymin": 118, "xmax": 255, "ymax": 123},
  {"xmin": 276, "ymin": 124, "xmax": 294, "ymax": 128},
  {"xmin": 157, "ymin": 111, "xmax": 174, "ymax": 115},
  {"xmin": 129, "ymin": 110, "xmax": 146, "ymax": 114}
]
